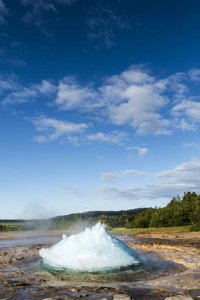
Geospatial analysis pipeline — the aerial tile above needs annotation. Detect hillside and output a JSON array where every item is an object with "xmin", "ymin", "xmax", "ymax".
[
  {"xmin": 0, "ymin": 208, "xmax": 148, "ymax": 231},
  {"xmin": 51, "ymin": 207, "xmax": 147, "ymax": 222}
]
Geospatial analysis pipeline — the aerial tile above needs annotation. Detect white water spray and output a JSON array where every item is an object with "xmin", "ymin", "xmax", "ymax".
[{"xmin": 40, "ymin": 222, "xmax": 140, "ymax": 272}]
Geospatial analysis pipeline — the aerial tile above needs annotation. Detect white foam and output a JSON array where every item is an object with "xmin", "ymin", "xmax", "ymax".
[{"xmin": 39, "ymin": 222, "xmax": 140, "ymax": 272}]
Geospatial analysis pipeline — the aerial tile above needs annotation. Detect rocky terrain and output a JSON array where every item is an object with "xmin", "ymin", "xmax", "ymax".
[{"xmin": 1, "ymin": 231, "xmax": 200, "ymax": 299}]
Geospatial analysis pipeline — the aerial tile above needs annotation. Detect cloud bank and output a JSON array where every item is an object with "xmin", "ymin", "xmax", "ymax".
[
  {"xmin": 2, "ymin": 65, "xmax": 200, "ymax": 145},
  {"xmin": 31, "ymin": 116, "xmax": 88, "ymax": 144},
  {"xmin": 62, "ymin": 156, "xmax": 200, "ymax": 204}
]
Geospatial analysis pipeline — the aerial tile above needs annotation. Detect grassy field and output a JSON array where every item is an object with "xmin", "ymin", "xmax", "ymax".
[
  {"xmin": 0, "ymin": 221, "xmax": 24, "ymax": 232},
  {"xmin": 109, "ymin": 226, "xmax": 191, "ymax": 235},
  {"xmin": 0, "ymin": 220, "xmax": 192, "ymax": 235},
  {"xmin": 0, "ymin": 222, "xmax": 24, "ymax": 226}
]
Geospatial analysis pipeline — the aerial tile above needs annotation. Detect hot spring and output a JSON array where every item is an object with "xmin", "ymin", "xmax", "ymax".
[
  {"xmin": 39, "ymin": 222, "xmax": 140, "ymax": 272},
  {"xmin": 39, "ymin": 222, "xmax": 182, "ymax": 283}
]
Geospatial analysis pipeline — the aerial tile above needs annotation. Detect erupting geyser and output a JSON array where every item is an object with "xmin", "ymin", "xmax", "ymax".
[{"xmin": 40, "ymin": 222, "xmax": 140, "ymax": 272}]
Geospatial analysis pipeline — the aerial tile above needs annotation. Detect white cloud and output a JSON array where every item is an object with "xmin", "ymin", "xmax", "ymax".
[
  {"xmin": 55, "ymin": 76, "xmax": 101, "ymax": 111},
  {"xmin": 95, "ymin": 157, "xmax": 200, "ymax": 201},
  {"xmin": 126, "ymin": 146, "xmax": 148, "ymax": 157},
  {"xmin": 101, "ymin": 67, "xmax": 171, "ymax": 135},
  {"xmin": 101, "ymin": 169, "xmax": 146, "ymax": 182},
  {"xmin": 35, "ymin": 80, "xmax": 57, "ymax": 95},
  {"xmin": 86, "ymin": 131, "xmax": 128, "ymax": 145},
  {"xmin": 162, "ymin": 72, "xmax": 188, "ymax": 101},
  {"xmin": 4, "ymin": 66, "xmax": 200, "ymax": 137},
  {"xmin": 2, "ymin": 79, "xmax": 56, "ymax": 105},
  {"xmin": 3, "ymin": 87, "xmax": 38, "ymax": 104},
  {"xmin": 172, "ymin": 100, "xmax": 200, "ymax": 123},
  {"xmin": 0, "ymin": 73, "xmax": 19, "ymax": 93},
  {"xmin": 33, "ymin": 135, "xmax": 48, "ymax": 143},
  {"xmin": 155, "ymin": 157, "xmax": 200, "ymax": 183},
  {"xmin": 94, "ymin": 182, "xmax": 197, "ymax": 202},
  {"xmin": 173, "ymin": 118, "xmax": 198, "ymax": 131},
  {"xmin": 32, "ymin": 116, "xmax": 88, "ymax": 143},
  {"xmin": 137, "ymin": 147, "xmax": 148, "ymax": 156},
  {"xmin": 188, "ymin": 68, "xmax": 200, "ymax": 82},
  {"xmin": 54, "ymin": 157, "xmax": 200, "ymax": 204}
]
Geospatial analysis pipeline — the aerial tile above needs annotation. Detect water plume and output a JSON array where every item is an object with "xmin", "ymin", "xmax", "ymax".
[{"xmin": 39, "ymin": 222, "xmax": 140, "ymax": 272}]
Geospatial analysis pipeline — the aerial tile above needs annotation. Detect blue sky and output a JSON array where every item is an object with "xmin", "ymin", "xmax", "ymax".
[{"xmin": 1, "ymin": 0, "xmax": 200, "ymax": 219}]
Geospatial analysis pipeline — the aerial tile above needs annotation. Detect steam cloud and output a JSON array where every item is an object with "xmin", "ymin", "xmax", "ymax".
[{"xmin": 40, "ymin": 222, "xmax": 140, "ymax": 272}]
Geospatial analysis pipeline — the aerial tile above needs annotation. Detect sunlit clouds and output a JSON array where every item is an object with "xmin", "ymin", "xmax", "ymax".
[
  {"xmin": 2, "ymin": 66, "xmax": 200, "ymax": 140},
  {"xmin": 1, "ymin": 0, "xmax": 200, "ymax": 218},
  {"xmin": 31, "ymin": 116, "xmax": 88, "ymax": 143},
  {"xmin": 63, "ymin": 157, "xmax": 200, "ymax": 204}
]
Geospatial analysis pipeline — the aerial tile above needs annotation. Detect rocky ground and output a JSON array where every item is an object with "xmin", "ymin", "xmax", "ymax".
[{"xmin": 1, "ymin": 231, "xmax": 200, "ymax": 299}]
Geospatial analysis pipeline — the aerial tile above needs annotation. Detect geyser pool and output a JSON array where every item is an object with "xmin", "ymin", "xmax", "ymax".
[{"xmin": 39, "ymin": 222, "xmax": 140, "ymax": 272}]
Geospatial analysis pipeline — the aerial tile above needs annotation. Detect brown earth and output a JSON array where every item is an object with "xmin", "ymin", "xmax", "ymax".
[{"xmin": 1, "ymin": 231, "xmax": 200, "ymax": 299}]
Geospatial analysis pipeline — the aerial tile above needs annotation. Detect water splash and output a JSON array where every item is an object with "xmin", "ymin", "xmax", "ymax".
[{"xmin": 39, "ymin": 222, "xmax": 140, "ymax": 272}]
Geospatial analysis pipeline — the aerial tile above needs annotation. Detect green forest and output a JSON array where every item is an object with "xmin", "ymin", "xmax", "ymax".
[
  {"xmin": 1, "ymin": 191, "xmax": 200, "ymax": 232},
  {"xmin": 93, "ymin": 191, "xmax": 200, "ymax": 231}
]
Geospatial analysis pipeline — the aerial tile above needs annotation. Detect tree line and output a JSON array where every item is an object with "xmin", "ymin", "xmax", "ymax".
[
  {"xmin": 1, "ymin": 191, "xmax": 200, "ymax": 231},
  {"xmin": 92, "ymin": 191, "xmax": 200, "ymax": 231}
]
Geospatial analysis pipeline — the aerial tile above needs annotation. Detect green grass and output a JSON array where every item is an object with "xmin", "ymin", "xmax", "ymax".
[
  {"xmin": 0, "ymin": 222, "xmax": 24, "ymax": 226},
  {"xmin": 0, "ymin": 220, "xmax": 192, "ymax": 234},
  {"xmin": 109, "ymin": 226, "xmax": 191, "ymax": 235},
  {"xmin": 0, "ymin": 221, "xmax": 24, "ymax": 232}
]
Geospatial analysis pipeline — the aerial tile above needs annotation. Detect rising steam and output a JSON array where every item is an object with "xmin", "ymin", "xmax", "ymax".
[{"xmin": 39, "ymin": 222, "xmax": 140, "ymax": 272}]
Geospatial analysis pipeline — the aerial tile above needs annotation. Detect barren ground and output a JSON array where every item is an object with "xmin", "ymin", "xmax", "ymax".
[{"xmin": 1, "ymin": 230, "xmax": 200, "ymax": 299}]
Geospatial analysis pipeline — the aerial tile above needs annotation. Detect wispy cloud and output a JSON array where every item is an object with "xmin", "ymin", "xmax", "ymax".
[
  {"xmin": 102, "ymin": 169, "xmax": 146, "ymax": 182},
  {"xmin": 100, "ymin": 66, "xmax": 171, "ymax": 135},
  {"xmin": 2, "ymin": 79, "xmax": 57, "ymax": 105},
  {"xmin": 4, "ymin": 66, "xmax": 200, "ymax": 138},
  {"xmin": 31, "ymin": 116, "xmax": 88, "ymax": 143},
  {"xmin": 155, "ymin": 157, "xmax": 200, "ymax": 184},
  {"xmin": 52, "ymin": 66, "xmax": 178, "ymax": 136},
  {"xmin": 171, "ymin": 100, "xmax": 200, "ymax": 129},
  {"xmin": 86, "ymin": 131, "xmax": 128, "ymax": 145},
  {"xmin": 87, "ymin": 4, "xmax": 130, "ymax": 48},
  {"xmin": 183, "ymin": 142, "xmax": 200, "ymax": 150},
  {"xmin": 20, "ymin": 0, "xmax": 76, "ymax": 36},
  {"xmin": 21, "ymin": 0, "xmax": 57, "ymax": 36},
  {"xmin": 126, "ymin": 146, "xmax": 148, "ymax": 157},
  {"xmin": 3, "ymin": 87, "xmax": 38, "ymax": 104},
  {"xmin": 0, "ymin": 0, "xmax": 8, "ymax": 25},
  {"xmin": 96, "ymin": 157, "xmax": 200, "ymax": 200},
  {"xmin": 53, "ymin": 156, "xmax": 200, "ymax": 204},
  {"xmin": 173, "ymin": 118, "xmax": 198, "ymax": 131},
  {"xmin": 188, "ymin": 68, "xmax": 200, "ymax": 82},
  {"xmin": 36, "ymin": 80, "xmax": 57, "ymax": 95},
  {"xmin": 0, "ymin": 73, "xmax": 19, "ymax": 92},
  {"xmin": 137, "ymin": 147, "xmax": 148, "ymax": 156},
  {"xmin": 58, "ymin": 184, "xmax": 84, "ymax": 197},
  {"xmin": 54, "ymin": 76, "xmax": 101, "ymax": 111}
]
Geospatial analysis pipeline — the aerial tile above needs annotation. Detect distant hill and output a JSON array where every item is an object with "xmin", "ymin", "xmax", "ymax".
[
  {"xmin": 51, "ymin": 208, "xmax": 148, "ymax": 222},
  {"xmin": 0, "ymin": 208, "xmax": 147, "ymax": 223},
  {"xmin": 0, "ymin": 208, "xmax": 148, "ymax": 230}
]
